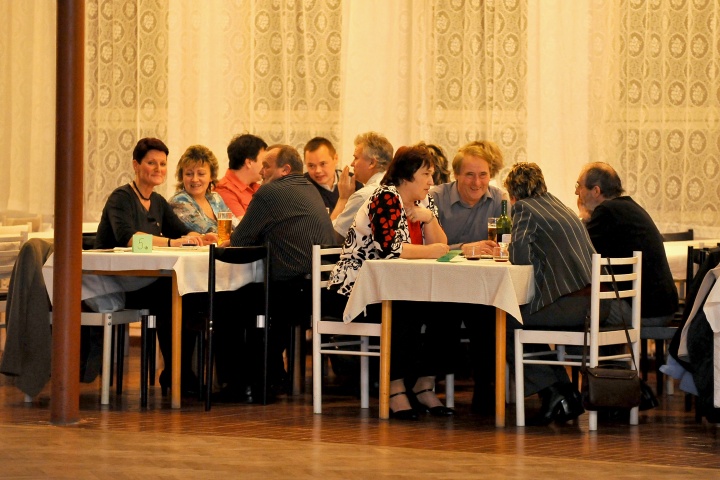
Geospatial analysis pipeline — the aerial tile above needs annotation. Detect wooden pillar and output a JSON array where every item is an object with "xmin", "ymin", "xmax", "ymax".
[{"xmin": 51, "ymin": 0, "xmax": 84, "ymax": 425}]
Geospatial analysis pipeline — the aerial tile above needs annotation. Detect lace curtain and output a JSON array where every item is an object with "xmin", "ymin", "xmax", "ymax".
[{"xmin": 589, "ymin": 0, "xmax": 720, "ymax": 238}]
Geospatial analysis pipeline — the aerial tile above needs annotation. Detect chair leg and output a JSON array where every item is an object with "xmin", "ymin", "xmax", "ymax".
[
  {"xmin": 589, "ymin": 410, "xmax": 598, "ymax": 431},
  {"xmin": 629, "ymin": 406, "xmax": 639, "ymax": 426},
  {"xmin": 205, "ymin": 316, "xmax": 214, "ymax": 411},
  {"xmin": 262, "ymin": 316, "xmax": 269, "ymax": 405},
  {"xmin": 312, "ymin": 326, "xmax": 323, "ymax": 414},
  {"xmin": 101, "ymin": 320, "xmax": 113, "ymax": 405},
  {"xmin": 640, "ymin": 339, "xmax": 649, "ymax": 381},
  {"xmin": 148, "ymin": 327, "xmax": 156, "ymax": 386},
  {"xmin": 514, "ymin": 331, "xmax": 525, "ymax": 427},
  {"xmin": 360, "ymin": 336, "xmax": 369, "ymax": 409},
  {"xmin": 140, "ymin": 315, "xmax": 148, "ymax": 408},
  {"xmin": 116, "ymin": 324, "xmax": 126, "ymax": 396},
  {"xmin": 445, "ymin": 373, "xmax": 455, "ymax": 408},
  {"xmin": 655, "ymin": 339, "xmax": 664, "ymax": 395}
]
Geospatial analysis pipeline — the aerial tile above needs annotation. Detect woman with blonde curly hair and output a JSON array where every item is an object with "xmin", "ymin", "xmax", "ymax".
[{"xmin": 169, "ymin": 144, "xmax": 232, "ymax": 234}]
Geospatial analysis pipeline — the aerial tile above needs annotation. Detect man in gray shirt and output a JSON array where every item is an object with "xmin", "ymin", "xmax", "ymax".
[
  {"xmin": 428, "ymin": 140, "xmax": 506, "ymax": 414},
  {"xmin": 430, "ymin": 141, "xmax": 505, "ymax": 255}
]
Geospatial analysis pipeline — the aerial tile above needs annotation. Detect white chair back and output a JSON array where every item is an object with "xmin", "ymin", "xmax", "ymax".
[{"xmin": 514, "ymin": 251, "xmax": 642, "ymax": 431}]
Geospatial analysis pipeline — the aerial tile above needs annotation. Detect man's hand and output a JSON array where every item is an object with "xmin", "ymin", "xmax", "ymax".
[
  {"xmin": 461, "ymin": 240, "xmax": 496, "ymax": 256},
  {"xmin": 202, "ymin": 232, "xmax": 219, "ymax": 244},
  {"xmin": 337, "ymin": 166, "xmax": 356, "ymax": 199},
  {"xmin": 577, "ymin": 197, "xmax": 592, "ymax": 222}
]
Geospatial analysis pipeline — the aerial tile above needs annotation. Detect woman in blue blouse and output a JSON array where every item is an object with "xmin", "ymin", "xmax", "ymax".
[{"xmin": 170, "ymin": 145, "xmax": 232, "ymax": 234}]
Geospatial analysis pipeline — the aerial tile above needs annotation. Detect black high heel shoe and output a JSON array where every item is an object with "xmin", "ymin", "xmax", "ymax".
[
  {"xmin": 411, "ymin": 388, "xmax": 455, "ymax": 417},
  {"xmin": 389, "ymin": 392, "xmax": 419, "ymax": 421},
  {"xmin": 527, "ymin": 383, "xmax": 584, "ymax": 426}
]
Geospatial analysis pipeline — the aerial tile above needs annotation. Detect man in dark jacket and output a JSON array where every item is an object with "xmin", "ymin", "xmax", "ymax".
[{"xmin": 575, "ymin": 162, "xmax": 678, "ymax": 322}]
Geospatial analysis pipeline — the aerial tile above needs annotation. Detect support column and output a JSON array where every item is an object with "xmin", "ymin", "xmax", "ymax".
[{"xmin": 51, "ymin": 0, "xmax": 85, "ymax": 425}]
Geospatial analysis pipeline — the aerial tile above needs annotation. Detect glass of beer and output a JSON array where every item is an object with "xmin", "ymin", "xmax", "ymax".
[
  {"xmin": 217, "ymin": 211, "xmax": 233, "ymax": 244},
  {"xmin": 487, "ymin": 217, "xmax": 498, "ymax": 242}
]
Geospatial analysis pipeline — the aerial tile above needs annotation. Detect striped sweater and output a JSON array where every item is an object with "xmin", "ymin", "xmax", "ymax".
[{"xmin": 508, "ymin": 192, "xmax": 595, "ymax": 314}]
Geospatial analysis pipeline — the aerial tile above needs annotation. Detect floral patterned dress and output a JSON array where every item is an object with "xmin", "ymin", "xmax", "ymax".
[{"xmin": 328, "ymin": 184, "xmax": 440, "ymax": 297}]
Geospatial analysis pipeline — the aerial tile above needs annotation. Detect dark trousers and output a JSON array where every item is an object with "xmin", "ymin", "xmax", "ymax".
[
  {"xmin": 506, "ymin": 295, "xmax": 611, "ymax": 396},
  {"xmin": 321, "ymin": 290, "xmax": 457, "ymax": 381},
  {"xmin": 124, "ymin": 278, "xmax": 197, "ymax": 382}
]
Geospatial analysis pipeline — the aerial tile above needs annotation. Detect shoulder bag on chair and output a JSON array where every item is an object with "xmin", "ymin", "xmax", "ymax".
[{"xmin": 580, "ymin": 261, "xmax": 642, "ymax": 410}]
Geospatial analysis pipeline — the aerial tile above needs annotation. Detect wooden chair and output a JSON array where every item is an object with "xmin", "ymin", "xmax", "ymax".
[
  {"xmin": 311, "ymin": 245, "xmax": 455, "ymax": 414},
  {"xmin": 8, "ymin": 237, "xmax": 156, "ymax": 406},
  {"xmin": 0, "ymin": 226, "xmax": 31, "ymax": 349},
  {"xmin": 1, "ymin": 214, "xmax": 43, "ymax": 232},
  {"xmin": 205, "ymin": 244, "xmax": 270, "ymax": 411},
  {"xmin": 514, "ymin": 252, "xmax": 641, "ymax": 431}
]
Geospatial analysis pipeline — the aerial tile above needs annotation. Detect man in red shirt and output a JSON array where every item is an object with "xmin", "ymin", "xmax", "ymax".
[{"xmin": 215, "ymin": 134, "xmax": 267, "ymax": 217}]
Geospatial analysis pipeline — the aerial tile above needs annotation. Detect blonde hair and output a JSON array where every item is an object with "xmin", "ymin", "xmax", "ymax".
[
  {"xmin": 453, "ymin": 140, "xmax": 504, "ymax": 178},
  {"xmin": 175, "ymin": 145, "xmax": 220, "ymax": 193}
]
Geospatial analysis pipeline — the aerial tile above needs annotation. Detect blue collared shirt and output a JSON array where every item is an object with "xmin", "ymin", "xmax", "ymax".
[{"xmin": 429, "ymin": 182, "xmax": 505, "ymax": 248}]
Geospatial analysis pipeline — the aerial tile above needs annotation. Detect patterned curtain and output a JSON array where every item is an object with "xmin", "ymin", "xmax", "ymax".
[
  {"xmin": 418, "ymin": 0, "xmax": 528, "ymax": 181},
  {"xmin": 589, "ymin": 0, "xmax": 720, "ymax": 237},
  {"xmin": 84, "ymin": 0, "xmax": 169, "ymax": 220}
]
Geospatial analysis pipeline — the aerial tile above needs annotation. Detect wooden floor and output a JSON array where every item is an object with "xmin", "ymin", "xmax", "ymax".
[{"xmin": 1, "ymin": 346, "xmax": 719, "ymax": 479}]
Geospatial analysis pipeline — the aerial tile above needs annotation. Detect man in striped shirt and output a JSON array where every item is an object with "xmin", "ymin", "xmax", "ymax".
[
  {"xmin": 504, "ymin": 162, "xmax": 597, "ymax": 425},
  {"xmin": 229, "ymin": 145, "xmax": 337, "ymax": 397}
]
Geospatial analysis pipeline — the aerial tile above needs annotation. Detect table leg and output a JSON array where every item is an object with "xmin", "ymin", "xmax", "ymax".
[
  {"xmin": 495, "ymin": 308, "xmax": 506, "ymax": 427},
  {"xmin": 379, "ymin": 300, "xmax": 392, "ymax": 420},
  {"xmin": 171, "ymin": 272, "xmax": 182, "ymax": 409}
]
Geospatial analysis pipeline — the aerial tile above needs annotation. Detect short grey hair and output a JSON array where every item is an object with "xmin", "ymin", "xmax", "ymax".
[{"xmin": 354, "ymin": 132, "xmax": 393, "ymax": 171}]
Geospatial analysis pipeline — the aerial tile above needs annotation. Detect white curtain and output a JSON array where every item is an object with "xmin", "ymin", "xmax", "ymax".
[
  {"xmin": 3, "ymin": 0, "xmax": 719, "ymax": 238},
  {"xmin": 589, "ymin": 0, "xmax": 720, "ymax": 238},
  {"xmin": 0, "ymin": 1, "xmax": 56, "ymax": 218}
]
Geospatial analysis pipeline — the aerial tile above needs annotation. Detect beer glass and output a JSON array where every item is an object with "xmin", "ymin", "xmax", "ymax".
[
  {"xmin": 487, "ymin": 217, "xmax": 498, "ymax": 242},
  {"xmin": 217, "ymin": 211, "xmax": 233, "ymax": 244}
]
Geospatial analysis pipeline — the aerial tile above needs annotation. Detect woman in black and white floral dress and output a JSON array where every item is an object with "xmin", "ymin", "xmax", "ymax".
[{"xmin": 326, "ymin": 144, "xmax": 456, "ymax": 420}]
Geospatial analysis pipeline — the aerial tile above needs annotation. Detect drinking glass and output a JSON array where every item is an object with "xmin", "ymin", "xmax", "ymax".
[
  {"xmin": 493, "ymin": 243, "xmax": 509, "ymax": 262},
  {"xmin": 466, "ymin": 245, "xmax": 482, "ymax": 260},
  {"xmin": 487, "ymin": 217, "xmax": 498, "ymax": 242},
  {"xmin": 217, "ymin": 211, "xmax": 233, "ymax": 244}
]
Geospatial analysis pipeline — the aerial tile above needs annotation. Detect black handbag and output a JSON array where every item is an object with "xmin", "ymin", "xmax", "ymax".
[{"xmin": 580, "ymin": 261, "xmax": 642, "ymax": 410}]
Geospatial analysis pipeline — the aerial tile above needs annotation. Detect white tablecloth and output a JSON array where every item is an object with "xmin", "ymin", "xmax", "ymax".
[
  {"xmin": 343, "ymin": 256, "xmax": 534, "ymax": 323},
  {"xmin": 43, "ymin": 247, "xmax": 263, "ymax": 302},
  {"xmin": 664, "ymin": 239, "xmax": 720, "ymax": 280}
]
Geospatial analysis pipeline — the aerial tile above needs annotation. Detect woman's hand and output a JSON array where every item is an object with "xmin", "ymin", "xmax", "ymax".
[
  {"xmin": 425, "ymin": 242, "xmax": 450, "ymax": 258},
  {"xmin": 202, "ymin": 232, "xmax": 219, "ymax": 244},
  {"xmin": 461, "ymin": 240, "xmax": 496, "ymax": 257},
  {"xmin": 171, "ymin": 235, "xmax": 202, "ymax": 247},
  {"xmin": 405, "ymin": 205, "xmax": 434, "ymax": 224}
]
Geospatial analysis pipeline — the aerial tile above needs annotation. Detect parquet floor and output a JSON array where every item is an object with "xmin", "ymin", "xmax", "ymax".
[{"xmin": 1, "ymin": 346, "xmax": 719, "ymax": 479}]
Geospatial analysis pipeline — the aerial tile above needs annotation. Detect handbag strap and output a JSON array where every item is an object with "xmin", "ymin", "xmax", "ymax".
[{"xmin": 581, "ymin": 258, "xmax": 640, "ymax": 373}]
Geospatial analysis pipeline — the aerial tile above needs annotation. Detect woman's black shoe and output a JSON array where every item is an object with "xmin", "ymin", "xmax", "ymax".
[
  {"xmin": 411, "ymin": 388, "xmax": 455, "ymax": 417},
  {"xmin": 389, "ymin": 391, "xmax": 419, "ymax": 421},
  {"xmin": 527, "ymin": 383, "xmax": 584, "ymax": 426}
]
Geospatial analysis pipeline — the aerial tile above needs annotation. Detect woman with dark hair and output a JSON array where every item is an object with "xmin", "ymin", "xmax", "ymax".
[
  {"xmin": 169, "ymin": 144, "xmax": 231, "ymax": 234},
  {"xmin": 503, "ymin": 162, "xmax": 602, "ymax": 425},
  {"xmin": 327, "ymin": 144, "xmax": 455, "ymax": 420},
  {"xmin": 95, "ymin": 137, "xmax": 215, "ymax": 394}
]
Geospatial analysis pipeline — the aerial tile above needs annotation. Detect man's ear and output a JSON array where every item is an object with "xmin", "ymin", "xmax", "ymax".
[{"xmin": 243, "ymin": 158, "xmax": 254, "ymax": 169}]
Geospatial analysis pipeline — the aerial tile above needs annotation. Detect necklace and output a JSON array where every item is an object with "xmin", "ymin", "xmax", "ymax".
[{"xmin": 132, "ymin": 181, "xmax": 151, "ymax": 201}]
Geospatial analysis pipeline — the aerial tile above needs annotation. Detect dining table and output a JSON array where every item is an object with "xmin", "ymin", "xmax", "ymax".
[
  {"xmin": 42, "ymin": 246, "xmax": 264, "ymax": 408},
  {"xmin": 664, "ymin": 239, "xmax": 720, "ymax": 281},
  {"xmin": 343, "ymin": 255, "xmax": 535, "ymax": 427}
]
